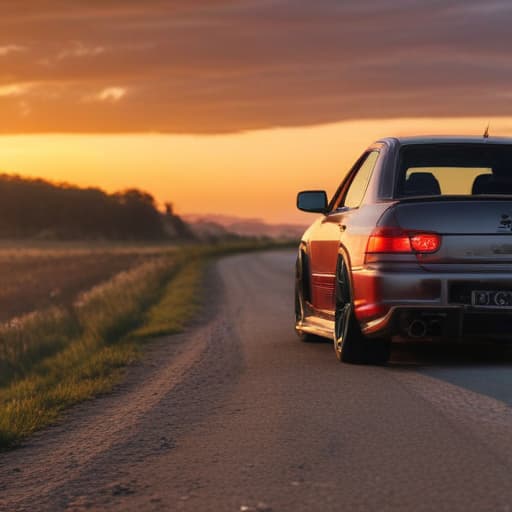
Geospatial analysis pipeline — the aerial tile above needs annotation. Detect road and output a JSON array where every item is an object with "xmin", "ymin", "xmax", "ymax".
[{"xmin": 1, "ymin": 250, "xmax": 512, "ymax": 512}]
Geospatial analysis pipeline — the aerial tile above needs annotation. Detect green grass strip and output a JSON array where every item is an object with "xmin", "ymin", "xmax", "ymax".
[{"xmin": 131, "ymin": 259, "xmax": 205, "ymax": 340}]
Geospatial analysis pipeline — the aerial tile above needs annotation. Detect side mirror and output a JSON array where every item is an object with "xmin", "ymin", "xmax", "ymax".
[{"xmin": 297, "ymin": 190, "xmax": 328, "ymax": 213}]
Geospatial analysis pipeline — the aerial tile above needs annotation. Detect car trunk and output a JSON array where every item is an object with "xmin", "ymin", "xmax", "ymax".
[{"xmin": 393, "ymin": 198, "xmax": 512, "ymax": 269}]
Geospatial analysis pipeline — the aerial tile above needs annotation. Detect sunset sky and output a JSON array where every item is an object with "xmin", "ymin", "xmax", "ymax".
[{"xmin": 1, "ymin": 1, "xmax": 512, "ymax": 224}]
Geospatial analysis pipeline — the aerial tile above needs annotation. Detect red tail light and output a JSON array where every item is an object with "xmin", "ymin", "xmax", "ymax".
[
  {"xmin": 366, "ymin": 228, "xmax": 441, "ymax": 254},
  {"xmin": 409, "ymin": 233, "xmax": 441, "ymax": 252}
]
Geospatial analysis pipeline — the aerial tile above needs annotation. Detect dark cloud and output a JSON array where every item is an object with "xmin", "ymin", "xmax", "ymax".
[{"xmin": 1, "ymin": 0, "xmax": 511, "ymax": 133}]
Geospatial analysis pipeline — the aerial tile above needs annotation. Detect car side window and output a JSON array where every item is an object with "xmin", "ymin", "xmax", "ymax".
[{"xmin": 342, "ymin": 151, "xmax": 379, "ymax": 209}]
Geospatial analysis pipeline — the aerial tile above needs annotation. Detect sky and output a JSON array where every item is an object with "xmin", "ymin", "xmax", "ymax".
[{"xmin": 1, "ymin": 1, "xmax": 512, "ymax": 224}]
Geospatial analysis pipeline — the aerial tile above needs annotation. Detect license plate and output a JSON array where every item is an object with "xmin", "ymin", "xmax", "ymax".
[{"xmin": 471, "ymin": 290, "xmax": 512, "ymax": 308}]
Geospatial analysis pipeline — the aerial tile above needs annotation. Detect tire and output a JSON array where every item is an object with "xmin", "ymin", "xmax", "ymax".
[
  {"xmin": 334, "ymin": 257, "xmax": 390, "ymax": 364},
  {"xmin": 295, "ymin": 253, "xmax": 323, "ymax": 343}
]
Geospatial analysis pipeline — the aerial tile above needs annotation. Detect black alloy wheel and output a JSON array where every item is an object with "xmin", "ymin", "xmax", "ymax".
[{"xmin": 334, "ymin": 257, "xmax": 390, "ymax": 364}]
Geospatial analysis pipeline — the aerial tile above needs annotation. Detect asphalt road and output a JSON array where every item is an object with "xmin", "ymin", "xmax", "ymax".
[{"xmin": 2, "ymin": 250, "xmax": 512, "ymax": 512}]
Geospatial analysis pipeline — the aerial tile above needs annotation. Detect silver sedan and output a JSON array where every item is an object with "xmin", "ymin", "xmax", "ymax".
[{"xmin": 296, "ymin": 136, "xmax": 512, "ymax": 364}]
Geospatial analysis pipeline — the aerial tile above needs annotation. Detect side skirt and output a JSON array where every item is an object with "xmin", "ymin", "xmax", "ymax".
[{"xmin": 296, "ymin": 314, "xmax": 334, "ymax": 340}]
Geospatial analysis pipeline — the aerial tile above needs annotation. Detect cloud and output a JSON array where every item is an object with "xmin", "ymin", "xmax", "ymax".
[
  {"xmin": 56, "ymin": 42, "xmax": 106, "ymax": 60},
  {"xmin": 0, "ymin": 0, "xmax": 512, "ymax": 133},
  {"xmin": 39, "ymin": 42, "xmax": 106, "ymax": 67},
  {"xmin": 0, "ymin": 44, "xmax": 26, "ymax": 56},
  {"xmin": 18, "ymin": 100, "xmax": 31, "ymax": 117},
  {"xmin": 94, "ymin": 87, "xmax": 127, "ymax": 102},
  {"xmin": 0, "ymin": 83, "xmax": 32, "ymax": 97}
]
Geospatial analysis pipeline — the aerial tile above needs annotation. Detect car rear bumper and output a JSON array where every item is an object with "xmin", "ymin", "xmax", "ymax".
[{"xmin": 354, "ymin": 267, "xmax": 512, "ymax": 340}]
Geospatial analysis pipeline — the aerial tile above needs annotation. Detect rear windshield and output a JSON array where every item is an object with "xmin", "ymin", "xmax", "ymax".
[{"xmin": 397, "ymin": 144, "xmax": 512, "ymax": 197}]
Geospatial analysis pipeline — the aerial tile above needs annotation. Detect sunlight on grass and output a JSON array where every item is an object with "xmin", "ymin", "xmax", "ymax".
[
  {"xmin": 0, "ymin": 240, "xmax": 294, "ymax": 450},
  {"xmin": 0, "ymin": 256, "xmax": 177, "ymax": 449},
  {"xmin": 132, "ymin": 260, "xmax": 205, "ymax": 340}
]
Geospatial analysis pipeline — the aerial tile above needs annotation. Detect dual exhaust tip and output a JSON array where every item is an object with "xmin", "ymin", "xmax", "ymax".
[{"xmin": 406, "ymin": 317, "xmax": 443, "ymax": 338}]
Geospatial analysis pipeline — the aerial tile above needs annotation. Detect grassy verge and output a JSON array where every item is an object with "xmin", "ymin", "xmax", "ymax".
[
  {"xmin": 0, "ymin": 240, "xmax": 295, "ymax": 449},
  {"xmin": 131, "ymin": 260, "xmax": 205, "ymax": 340}
]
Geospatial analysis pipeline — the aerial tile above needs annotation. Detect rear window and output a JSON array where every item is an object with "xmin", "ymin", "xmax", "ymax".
[{"xmin": 397, "ymin": 144, "xmax": 512, "ymax": 197}]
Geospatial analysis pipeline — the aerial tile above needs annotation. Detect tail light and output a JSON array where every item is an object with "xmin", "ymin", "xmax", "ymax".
[
  {"xmin": 410, "ymin": 233, "xmax": 441, "ymax": 252},
  {"xmin": 366, "ymin": 228, "xmax": 441, "ymax": 255},
  {"xmin": 357, "ymin": 228, "xmax": 441, "ymax": 322}
]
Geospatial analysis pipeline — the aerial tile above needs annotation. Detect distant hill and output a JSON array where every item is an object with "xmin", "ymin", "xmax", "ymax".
[
  {"xmin": 0, "ymin": 174, "xmax": 194, "ymax": 241},
  {"xmin": 183, "ymin": 214, "xmax": 307, "ymax": 240}
]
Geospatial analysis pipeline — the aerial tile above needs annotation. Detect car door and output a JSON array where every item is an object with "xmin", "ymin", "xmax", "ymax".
[{"xmin": 308, "ymin": 151, "xmax": 380, "ymax": 313}]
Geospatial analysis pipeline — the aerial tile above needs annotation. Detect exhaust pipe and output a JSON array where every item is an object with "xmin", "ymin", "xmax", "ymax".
[
  {"xmin": 408, "ymin": 319, "xmax": 427, "ymax": 338},
  {"xmin": 400, "ymin": 312, "xmax": 448, "ymax": 339},
  {"xmin": 428, "ymin": 318, "xmax": 442, "ymax": 337}
]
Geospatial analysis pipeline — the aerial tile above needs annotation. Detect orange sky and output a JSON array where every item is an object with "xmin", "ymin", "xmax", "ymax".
[
  {"xmin": 2, "ymin": 117, "xmax": 512, "ymax": 224},
  {"xmin": 1, "ymin": 2, "xmax": 512, "ymax": 224}
]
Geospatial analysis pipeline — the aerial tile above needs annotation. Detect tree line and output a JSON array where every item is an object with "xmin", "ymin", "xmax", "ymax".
[{"xmin": 0, "ymin": 174, "xmax": 193, "ymax": 240}]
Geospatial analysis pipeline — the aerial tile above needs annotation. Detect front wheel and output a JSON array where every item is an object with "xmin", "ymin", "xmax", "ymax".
[{"xmin": 334, "ymin": 257, "xmax": 390, "ymax": 365}]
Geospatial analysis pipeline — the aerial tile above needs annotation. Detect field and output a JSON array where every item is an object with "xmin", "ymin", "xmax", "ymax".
[
  {"xmin": 0, "ymin": 243, "xmax": 175, "ymax": 323},
  {"xmin": 0, "ymin": 239, "xmax": 291, "ymax": 449}
]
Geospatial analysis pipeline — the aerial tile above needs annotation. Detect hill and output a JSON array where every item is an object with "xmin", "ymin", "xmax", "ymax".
[
  {"xmin": 183, "ymin": 214, "xmax": 307, "ymax": 240},
  {"xmin": 0, "ymin": 174, "xmax": 194, "ymax": 240}
]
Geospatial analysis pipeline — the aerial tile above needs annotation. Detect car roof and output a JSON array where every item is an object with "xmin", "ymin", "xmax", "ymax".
[{"xmin": 377, "ymin": 135, "xmax": 512, "ymax": 147}]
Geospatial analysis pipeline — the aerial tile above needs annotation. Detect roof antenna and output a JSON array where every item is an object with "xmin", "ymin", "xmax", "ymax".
[{"xmin": 483, "ymin": 122, "xmax": 490, "ymax": 139}]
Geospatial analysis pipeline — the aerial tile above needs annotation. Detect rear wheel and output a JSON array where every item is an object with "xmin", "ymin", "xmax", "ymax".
[{"xmin": 334, "ymin": 257, "xmax": 390, "ymax": 364}]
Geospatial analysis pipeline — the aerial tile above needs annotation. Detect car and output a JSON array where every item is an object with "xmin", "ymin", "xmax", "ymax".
[{"xmin": 295, "ymin": 135, "xmax": 512, "ymax": 364}]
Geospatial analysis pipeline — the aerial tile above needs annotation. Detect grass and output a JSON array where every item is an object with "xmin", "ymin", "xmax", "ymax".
[
  {"xmin": 0, "ymin": 256, "xmax": 178, "ymax": 448},
  {"xmin": 0, "ymin": 239, "xmax": 294, "ymax": 449},
  {"xmin": 0, "ymin": 244, "xmax": 176, "ymax": 323},
  {"xmin": 0, "ymin": 308, "xmax": 78, "ymax": 388},
  {"xmin": 131, "ymin": 260, "xmax": 205, "ymax": 340}
]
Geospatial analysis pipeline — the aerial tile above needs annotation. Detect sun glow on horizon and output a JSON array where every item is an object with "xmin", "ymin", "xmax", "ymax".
[{"xmin": 2, "ymin": 116, "xmax": 512, "ymax": 225}]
